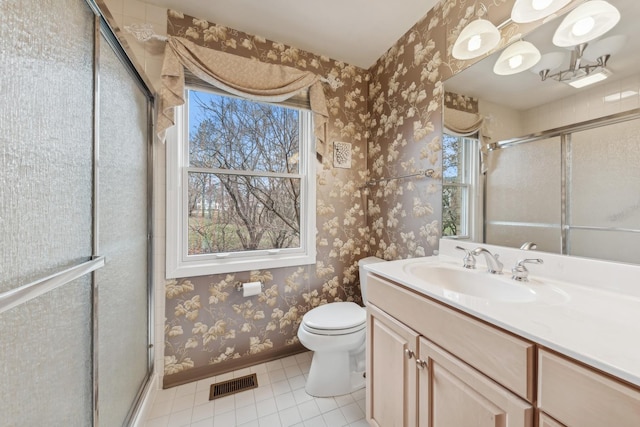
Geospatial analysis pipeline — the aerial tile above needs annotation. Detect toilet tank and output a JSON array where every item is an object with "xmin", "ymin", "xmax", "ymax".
[{"xmin": 358, "ymin": 256, "xmax": 385, "ymax": 305}]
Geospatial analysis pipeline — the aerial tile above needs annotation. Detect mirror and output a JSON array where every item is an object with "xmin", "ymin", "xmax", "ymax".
[{"xmin": 444, "ymin": 0, "xmax": 640, "ymax": 265}]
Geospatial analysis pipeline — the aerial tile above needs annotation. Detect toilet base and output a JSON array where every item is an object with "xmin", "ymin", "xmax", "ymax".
[{"xmin": 304, "ymin": 350, "xmax": 365, "ymax": 397}]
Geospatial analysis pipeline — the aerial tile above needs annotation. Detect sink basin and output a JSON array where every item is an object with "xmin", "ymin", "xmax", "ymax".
[{"xmin": 403, "ymin": 263, "xmax": 537, "ymax": 303}]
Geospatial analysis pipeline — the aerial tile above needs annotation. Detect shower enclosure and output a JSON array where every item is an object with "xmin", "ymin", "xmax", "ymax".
[
  {"xmin": 0, "ymin": 0, "xmax": 153, "ymax": 425},
  {"xmin": 484, "ymin": 110, "xmax": 640, "ymax": 264}
]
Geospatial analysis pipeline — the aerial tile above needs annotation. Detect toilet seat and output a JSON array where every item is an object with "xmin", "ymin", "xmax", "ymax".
[{"xmin": 301, "ymin": 302, "xmax": 366, "ymax": 336}]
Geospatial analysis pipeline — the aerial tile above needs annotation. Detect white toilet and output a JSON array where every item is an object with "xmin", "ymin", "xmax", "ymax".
[{"xmin": 297, "ymin": 256, "xmax": 384, "ymax": 397}]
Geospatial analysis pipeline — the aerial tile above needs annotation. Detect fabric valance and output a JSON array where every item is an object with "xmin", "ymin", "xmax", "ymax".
[
  {"xmin": 444, "ymin": 106, "xmax": 495, "ymax": 173},
  {"xmin": 157, "ymin": 36, "xmax": 329, "ymax": 157},
  {"xmin": 443, "ymin": 106, "xmax": 484, "ymax": 136}
]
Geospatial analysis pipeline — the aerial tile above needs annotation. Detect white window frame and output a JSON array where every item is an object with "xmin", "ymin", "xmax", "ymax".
[
  {"xmin": 166, "ymin": 88, "xmax": 316, "ymax": 278},
  {"xmin": 442, "ymin": 134, "xmax": 481, "ymax": 242}
]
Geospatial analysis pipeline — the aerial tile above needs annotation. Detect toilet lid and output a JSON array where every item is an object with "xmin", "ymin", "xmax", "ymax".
[{"xmin": 302, "ymin": 302, "xmax": 366, "ymax": 334}]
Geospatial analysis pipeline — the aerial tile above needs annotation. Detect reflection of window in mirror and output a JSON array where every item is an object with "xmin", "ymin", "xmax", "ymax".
[{"xmin": 442, "ymin": 134, "xmax": 480, "ymax": 240}]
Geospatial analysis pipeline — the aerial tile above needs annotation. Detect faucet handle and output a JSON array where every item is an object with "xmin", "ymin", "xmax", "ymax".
[
  {"xmin": 520, "ymin": 242, "xmax": 537, "ymax": 250},
  {"xmin": 511, "ymin": 258, "xmax": 544, "ymax": 282},
  {"xmin": 455, "ymin": 246, "xmax": 476, "ymax": 269}
]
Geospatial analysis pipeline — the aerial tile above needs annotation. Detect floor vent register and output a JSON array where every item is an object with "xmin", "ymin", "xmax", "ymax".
[{"xmin": 209, "ymin": 373, "xmax": 258, "ymax": 400}]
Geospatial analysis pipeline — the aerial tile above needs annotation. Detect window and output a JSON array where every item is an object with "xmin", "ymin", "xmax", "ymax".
[
  {"xmin": 442, "ymin": 133, "xmax": 479, "ymax": 239},
  {"xmin": 166, "ymin": 88, "xmax": 316, "ymax": 277}
]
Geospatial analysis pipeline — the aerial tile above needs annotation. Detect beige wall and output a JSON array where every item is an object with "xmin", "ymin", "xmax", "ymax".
[
  {"xmin": 522, "ymin": 74, "xmax": 640, "ymax": 135},
  {"xmin": 480, "ymin": 99, "xmax": 526, "ymax": 142}
]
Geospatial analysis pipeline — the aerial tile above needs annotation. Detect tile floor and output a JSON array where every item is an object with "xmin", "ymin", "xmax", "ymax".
[{"xmin": 144, "ymin": 351, "xmax": 369, "ymax": 427}]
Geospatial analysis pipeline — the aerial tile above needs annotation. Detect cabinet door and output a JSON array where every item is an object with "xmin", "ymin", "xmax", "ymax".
[
  {"xmin": 423, "ymin": 340, "xmax": 533, "ymax": 427},
  {"xmin": 367, "ymin": 304, "xmax": 420, "ymax": 427}
]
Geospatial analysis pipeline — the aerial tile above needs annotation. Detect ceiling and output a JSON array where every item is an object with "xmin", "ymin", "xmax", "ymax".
[
  {"xmin": 142, "ymin": 0, "xmax": 439, "ymax": 69},
  {"xmin": 445, "ymin": 0, "xmax": 639, "ymax": 111}
]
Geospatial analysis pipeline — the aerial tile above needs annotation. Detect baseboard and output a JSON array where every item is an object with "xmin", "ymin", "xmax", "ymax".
[{"xmin": 163, "ymin": 344, "xmax": 307, "ymax": 389}]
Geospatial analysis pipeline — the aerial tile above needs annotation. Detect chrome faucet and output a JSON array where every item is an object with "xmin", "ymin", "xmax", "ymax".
[
  {"xmin": 520, "ymin": 242, "xmax": 537, "ymax": 250},
  {"xmin": 472, "ymin": 247, "xmax": 503, "ymax": 274},
  {"xmin": 511, "ymin": 258, "xmax": 544, "ymax": 282}
]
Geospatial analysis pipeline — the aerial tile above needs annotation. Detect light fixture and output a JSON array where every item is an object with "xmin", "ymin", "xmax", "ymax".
[
  {"xmin": 452, "ymin": 19, "xmax": 501, "ymax": 59},
  {"xmin": 552, "ymin": 0, "xmax": 620, "ymax": 47},
  {"xmin": 511, "ymin": 0, "xmax": 572, "ymax": 23},
  {"xmin": 452, "ymin": 4, "xmax": 501, "ymax": 60},
  {"xmin": 537, "ymin": 37, "xmax": 622, "ymax": 89},
  {"xmin": 493, "ymin": 40, "xmax": 541, "ymax": 75},
  {"xmin": 567, "ymin": 68, "xmax": 611, "ymax": 88}
]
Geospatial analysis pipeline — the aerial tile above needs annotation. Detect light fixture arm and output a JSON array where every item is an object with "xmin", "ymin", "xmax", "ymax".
[
  {"xmin": 597, "ymin": 54, "xmax": 610, "ymax": 67},
  {"xmin": 570, "ymin": 43, "xmax": 588, "ymax": 71},
  {"xmin": 539, "ymin": 43, "xmax": 612, "ymax": 83}
]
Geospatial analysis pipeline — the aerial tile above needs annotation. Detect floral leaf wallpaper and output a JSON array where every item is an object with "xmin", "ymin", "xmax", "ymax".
[
  {"xmin": 162, "ymin": 0, "xmax": 553, "ymax": 387},
  {"xmin": 366, "ymin": 0, "xmax": 551, "ymax": 261},
  {"xmin": 367, "ymin": 2, "xmax": 446, "ymax": 261},
  {"xmin": 163, "ymin": 10, "xmax": 371, "ymax": 387}
]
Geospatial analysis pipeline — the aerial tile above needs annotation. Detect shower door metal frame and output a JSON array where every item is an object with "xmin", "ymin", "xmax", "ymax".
[
  {"xmin": 484, "ymin": 107, "xmax": 640, "ymax": 254},
  {"xmin": 88, "ymin": 1, "xmax": 157, "ymax": 424}
]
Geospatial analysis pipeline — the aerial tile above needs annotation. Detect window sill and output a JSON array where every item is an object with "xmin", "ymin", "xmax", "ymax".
[{"xmin": 166, "ymin": 252, "xmax": 316, "ymax": 278}]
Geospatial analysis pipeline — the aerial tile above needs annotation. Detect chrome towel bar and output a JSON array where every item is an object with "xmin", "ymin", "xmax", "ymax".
[{"xmin": 0, "ymin": 256, "xmax": 106, "ymax": 315}]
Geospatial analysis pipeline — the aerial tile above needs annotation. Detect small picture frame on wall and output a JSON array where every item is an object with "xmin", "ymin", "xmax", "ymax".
[{"xmin": 333, "ymin": 141, "xmax": 352, "ymax": 169}]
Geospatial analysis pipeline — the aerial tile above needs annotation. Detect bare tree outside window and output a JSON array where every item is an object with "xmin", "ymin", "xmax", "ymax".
[
  {"xmin": 442, "ymin": 134, "xmax": 464, "ymax": 237},
  {"xmin": 187, "ymin": 90, "xmax": 303, "ymax": 255}
]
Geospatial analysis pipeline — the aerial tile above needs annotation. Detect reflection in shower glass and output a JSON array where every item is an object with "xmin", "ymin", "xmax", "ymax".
[
  {"xmin": 568, "ymin": 118, "xmax": 640, "ymax": 263},
  {"xmin": 485, "ymin": 136, "xmax": 562, "ymax": 253}
]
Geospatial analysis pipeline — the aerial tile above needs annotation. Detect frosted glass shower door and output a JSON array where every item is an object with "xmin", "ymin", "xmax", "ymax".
[
  {"xmin": 568, "ymin": 118, "xmax": 640, "ymax": 264},
  {"xmin": 94, "ymin": 32, "xmax": 151, "ymax": 426},
  {"xmin": 485, "ymin": 137, "xmax": 562, "ymax": 253},
  {"xmin": 0, "ymin": 0, "xmax": 96, "ymax": 425}
]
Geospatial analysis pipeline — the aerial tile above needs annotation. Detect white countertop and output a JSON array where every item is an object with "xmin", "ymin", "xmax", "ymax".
[{"xmin": 364, "ymin": 239, "xmax": 640, "ymax": 388}]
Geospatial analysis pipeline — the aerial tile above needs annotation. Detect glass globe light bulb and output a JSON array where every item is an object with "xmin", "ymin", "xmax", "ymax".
[
  {"xmin": 467, "ymin": 35, "xmax": 482, "ymax": 52},
  {"xmin": 532, "ymin": 0, "xmax": 553, "ymax": 11},
  {"xmin": 509, "ymin": 54, "xmax": 524, "ymax": 69},
  {"xmin": 572, "ymin": 16, "xmax": 596, "ymax": 37}
]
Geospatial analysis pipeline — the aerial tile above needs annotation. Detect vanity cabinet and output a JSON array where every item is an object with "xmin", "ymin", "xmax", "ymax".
[
  {"xmin": 365, "ymin": 272, "xmax": 640, "ymax": 427},
  {"xmin": 366, "ymin": 274, "xmax": 534, "ymax": 427}
]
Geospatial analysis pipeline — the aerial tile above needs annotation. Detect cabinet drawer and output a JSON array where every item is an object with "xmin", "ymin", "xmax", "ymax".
[
  {"xmin": 538, "ymin": 350, "xmax": 640, "ymax": 427},
  {"xmin": 367, "ymin": 273, "xmax": 535, "ymax": 401}
]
